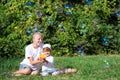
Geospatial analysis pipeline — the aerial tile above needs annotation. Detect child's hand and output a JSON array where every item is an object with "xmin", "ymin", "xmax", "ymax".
[{"xmin": 39, "ymin": 58, "xmax": 45, "ymax": 63}]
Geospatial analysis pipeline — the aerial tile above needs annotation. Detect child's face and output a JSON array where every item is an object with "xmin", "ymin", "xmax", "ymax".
[
  {"xmin": 44, "ymin": 51, "xmax": 51, "ymax": 57},
  {"xmin": 43, "ymin": 47, "xmax": 51, "ymax": 57}
]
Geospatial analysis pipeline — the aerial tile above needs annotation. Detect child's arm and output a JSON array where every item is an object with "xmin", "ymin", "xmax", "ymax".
[
  {"xmin": 44, "ymin": 58, "xmax": 48, "ymax": 63},
  {"xmin": 45, "ymin": 56, "xmax": 54, "ymax": 64}
]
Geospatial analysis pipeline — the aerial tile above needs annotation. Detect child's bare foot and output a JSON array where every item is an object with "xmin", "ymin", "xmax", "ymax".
[{"xmin": 11, "ymin": 72, "xmax": 22, "ymax": 76}]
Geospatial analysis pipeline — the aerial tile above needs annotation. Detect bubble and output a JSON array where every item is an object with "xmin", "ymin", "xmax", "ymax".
[
  {"xmin": 33, "ymin": 26, "xmax": 38, "ymax": 32},
  {"xmin": 26, "ymin": 1, "xmax": 35, "ymax": 7},
  {"xmin": 77, "ymin": 45, "xmax": 85, "ymax": 56},
  {"xmin": 36, "ymin": 10, "xmax": 43, "ymax": 18},
  {"xmin": 101, "ymin": 37, "xmax": 110, "ymax": 41},
  {"xmin": 64, "ymin": 3, "xmax": 73, "ymax": 15},
  {"xmin": 64, "ymin": 3, "xmax": 73, "ymax": 8},
  {"xmin": 103, "ymin": 58, "xmax": 111, "ymax": 68},
  {"xmin": 101, "ymin": 37, "xmax": 110, "ymax": 46},
  {"xmin": 57, "ymin": 23, "xmax": 65, "ymax": 32},
  {"xmin": 38, "ymin": 13, "xmax": 42, "ymax": 17},
  {"xmin": 115, "ymin": 10, "xmax": 120, "ymax": 17},
  {"xmin": 78, "ymin": 50, "xmax": 84, "ymax": 56},
  {"xmin": 38, "ymin": 30, "xmax": 43, "ymax": 33},
  {"xmin": 79, "ymin": 24, "xmax": 87, "ymax": 29},
  {"xmin": 26, "ymin": 28, "xmax": 33, "ymax": 36},
  {"xmin": 77, "ymin": 45, "xmax": 82, "ymax": 50},
  {"xmin": 86, "ymin": 0, "xmax": 92, "ymax": 6},
  {"xmin": 101, "ymin": 41, "xmax": 109, "ymax": 46},
  {"xmin": 58, "ymin": 24, "xmax": 62, "ymax": 28},
  {"xmin": 79, "ymin": 25, "xmax": 85, "ymax": 29}
]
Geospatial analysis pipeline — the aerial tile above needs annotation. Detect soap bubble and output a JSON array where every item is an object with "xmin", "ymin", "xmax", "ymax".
[
  {"xmin": 103, "ymin": 58, "xmax": 111, "ymax": 68},
  {"xmin": 33, "ymin": 26, "xmax": 38, "ymax": 32},
  {"xmin": 101, "ymin": 37, "xmax": 110, "ymax": 46},
  {"xmin": 115, "ymin": 10, "xmax": 120, "ymax": 17},
  {"xmin": 26, "ymin": 28, "xmax": 33, "ymax": 36},
  {"xmin": 38, "ymin": 29, "xmax": 43, "ymax": 33},
  {"xmin": 36, "ymin": 10, "xmax": 43, "ymax": 18},
  {"xmin": 101, "ymin": 41, "xmax": 109, "ymax": 46},
  {"xmin": 64, "ymin": 3, "xmax": 73, "ymax": 15},
  {"xmin": 26, "ymin": 1, "xmax": 35, "ymax": 7},
  {"xmin": 101, "ymin": 37, "xmax": 110, "ymax": 41},
  {"xmin": 86, "ymin": 0, "xmax": 92, "ymax": 6},
  {"xmin": 77, "ymin": 45, "xmax": 85, "ymax": 56},
  {"xmin": 64, "ymin": 3, "xmax": 73, "ymax": 8}
]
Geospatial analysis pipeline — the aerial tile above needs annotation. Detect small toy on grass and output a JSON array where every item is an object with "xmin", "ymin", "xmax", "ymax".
[
  {"xmin": 64, "ymin": 68, "xmax": 77, "ymax": 74},
  {"xmin": 57, "ymin": 66, "xmax": 78, "ymax": 74}
]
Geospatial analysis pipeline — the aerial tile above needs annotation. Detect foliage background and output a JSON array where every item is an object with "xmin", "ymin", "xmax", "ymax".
[{"xmin": 0, "ymin": 0, "xmax": 120, "ymax": 58}]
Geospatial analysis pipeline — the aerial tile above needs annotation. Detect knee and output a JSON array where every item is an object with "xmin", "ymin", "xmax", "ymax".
[
  {"xmin": 31, "ymin": 70, "xmax": 39, "ymax": 75},
  {"xmin": 24, "ymin": 68, "xmax": 31, "ymax": 75},
  {"xmin": 40, "ymin": 72, "xmax": 49, "ymax": 76}
]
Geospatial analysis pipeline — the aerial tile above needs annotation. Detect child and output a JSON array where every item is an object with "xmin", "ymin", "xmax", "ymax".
[
  {"xmin": 40, "ymin": 44, "xmax": 60, "ymax": 76},
  {"xmin": 40, "ymin": 44, "xmax": 77, "ymax": 76}
]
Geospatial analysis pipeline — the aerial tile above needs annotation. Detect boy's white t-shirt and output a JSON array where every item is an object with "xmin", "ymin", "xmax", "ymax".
[
  {"xmin": 42, "ymin": 56, "xmax": 56, "ymax": 71},
  {"xmin": 20, "ymin": 43, "xmax": 43, "ymax": 70}
]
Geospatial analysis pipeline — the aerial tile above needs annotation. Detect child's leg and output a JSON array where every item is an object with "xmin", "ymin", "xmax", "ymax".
[
  {"xmin": 31, "ymin": 70, "xmax": 39, "ymax": 75},
  {"xmin": 52, "ymin": 70, "xmax": 61, "ymax": 76},
  {"xmin": 40, "ymin": 71, "xmax": 49, "ymax": 76}
]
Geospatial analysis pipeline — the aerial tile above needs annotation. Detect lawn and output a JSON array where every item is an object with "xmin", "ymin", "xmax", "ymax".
[{"xmin": 0, "ymin": 55, "xmax": 120, "ymax": 80}]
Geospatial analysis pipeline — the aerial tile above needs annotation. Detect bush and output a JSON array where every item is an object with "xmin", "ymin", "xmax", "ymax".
[{"xmin": 0, "ymin": 0, "xmax": 120, "ymax": 57}]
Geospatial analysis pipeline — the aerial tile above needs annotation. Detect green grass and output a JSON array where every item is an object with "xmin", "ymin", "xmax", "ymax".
[{"xmin": 0, "ymin": 55, "xmax": 120, "ymax": 80}]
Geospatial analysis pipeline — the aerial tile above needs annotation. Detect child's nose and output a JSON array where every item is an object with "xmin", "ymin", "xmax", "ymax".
[{"xmin": 39, "ymin": 39, "xmax": 42, "ymax": 42}]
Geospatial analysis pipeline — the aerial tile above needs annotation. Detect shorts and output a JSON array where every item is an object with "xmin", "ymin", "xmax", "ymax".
[{"xmin": 19, "ymin": 64, "xmax": 31, "ymax": 70}]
